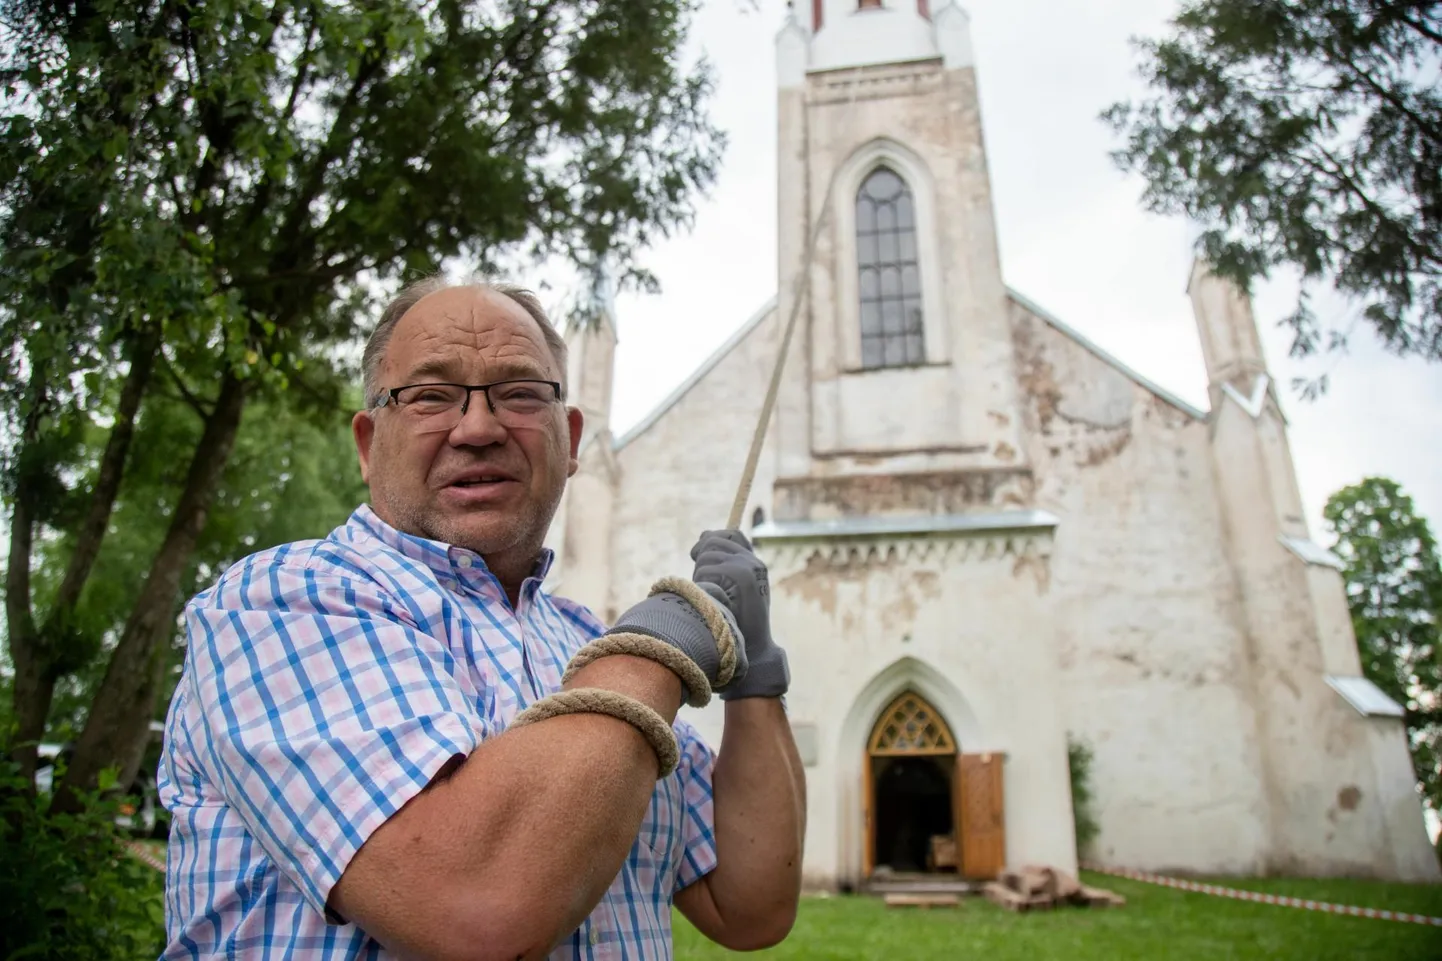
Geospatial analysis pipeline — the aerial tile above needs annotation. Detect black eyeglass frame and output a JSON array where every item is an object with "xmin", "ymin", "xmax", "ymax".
[{"xmin": 371, "ymin": 379, "xmax": 565, "ymax": 416}]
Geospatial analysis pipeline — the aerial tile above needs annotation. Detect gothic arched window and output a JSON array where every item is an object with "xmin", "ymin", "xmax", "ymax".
[{"xmin": 856, "ymin": 166, "xmax": 926, "ymax": 369}]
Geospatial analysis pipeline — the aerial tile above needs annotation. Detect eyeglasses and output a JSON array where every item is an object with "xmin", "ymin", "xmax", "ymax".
[{"xmin": 372, "ymin": 380, "xmax": 563, "ymax": 433}]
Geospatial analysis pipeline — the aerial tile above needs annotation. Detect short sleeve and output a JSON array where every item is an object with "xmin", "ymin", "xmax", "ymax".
[
  {"xmin": 183, "ymin": 553, "xmax": 485, "ymax": 916},
  {"xmin": 671, "ymin": 720, "xmax": 718, "ymax": 892}
]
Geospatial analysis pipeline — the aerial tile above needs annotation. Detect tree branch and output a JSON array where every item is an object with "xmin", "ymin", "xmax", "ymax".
[
  {"xmin": 281, "ymin": 5, "xmax": 318, "ymax": 122},
  {"xmin": 269, "ymin": 33, "xmax": 390, "ymax": 293},
  {"xmin": 240, "ymin": 4, "xmax": 318, "ymax": 230},
  {"xmin": 1331, "ymin": 48, "xmax": 1442, "ymax": 149},
  {"xmin": 1393, "ymin": 8, "xmax": 1442, "ymax": 47},
  {"xmin": 56, "ymin": 371, "xmax": 250, "ymax": 808},
  {"xmin": 160, "ymin": 350, "xmax": 215, "ymax": 419},
  {"xmin": 5, "ymin": 380, "xmax": 44, "ymax": 657},
  {"xmin": 5, "ymin": 376, "xmax": 47, "ymax": 779},
  {"xmin": 42, "ymin": 324, "xmax": 162, "ymax": 624},
  {"xmin": 1303, "ymin": 145, "xmax": 1440, "ymax": 268}
]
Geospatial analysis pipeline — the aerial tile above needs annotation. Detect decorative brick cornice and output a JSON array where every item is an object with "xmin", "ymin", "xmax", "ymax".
[
  {"xmin": 756, "ymin": 513, "xmax": 1056, "ymax": 569},
  {"xmin": 810, "ymin": 60, "xmax": 945, "ymax": 105},
  {"xmin": 766, "ymin": 534, "xmax": 1052, "ymax": 569}
]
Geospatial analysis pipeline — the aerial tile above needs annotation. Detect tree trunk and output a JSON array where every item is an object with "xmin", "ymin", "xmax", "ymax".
[
  {"xmin": 54, "ymin": 371, "xmax": 248, "ymax": 810},
  {"xmin": 5, "ymin": 331, "xmax": 162, "ymax": 783},
  {"xmin": 6, "ymin": 382, "xmax": 45, "ymax": 782},
  {"xmin": 47, "ymin": 326, "xmax": 162, "ymax": 619},
  {"xmin": 7, "ymin": 644, "xmax": 53, "ymax": 785}
]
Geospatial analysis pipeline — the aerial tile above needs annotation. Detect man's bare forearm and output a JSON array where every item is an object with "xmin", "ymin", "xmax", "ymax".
[
  {"xmin": 681, "ymin": 698, "xmax": 805, "ymax": 950},
  {"xmin": 329, "ymin": 655, "xmax": 682, "ymax": 961}
]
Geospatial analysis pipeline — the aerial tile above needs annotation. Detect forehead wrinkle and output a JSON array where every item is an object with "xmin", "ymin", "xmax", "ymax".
[{"xmin": 387, "ymin": 292, "xmax": 558, "ymax": 385}]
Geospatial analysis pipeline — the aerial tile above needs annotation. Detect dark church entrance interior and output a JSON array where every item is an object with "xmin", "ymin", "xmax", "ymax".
[
  {"xmin": 872, "ymin": 756, "xmax": 954, "ymax": 872},
  {"xmin": 866, "ymin": 691, "xmax": 960, "ymax": 876}
]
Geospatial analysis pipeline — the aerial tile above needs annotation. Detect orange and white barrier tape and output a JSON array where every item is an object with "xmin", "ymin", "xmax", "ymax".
[
  {"xmin": 127, "ymin": 840, "xmax": 166, "ymax": 873},
  {"xmin": 1082, "ymin": 864, "xmax": 1442, "ymax": 927}
]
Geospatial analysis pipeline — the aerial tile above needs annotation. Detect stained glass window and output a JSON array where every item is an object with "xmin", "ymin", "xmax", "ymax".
[
  {"xmin": 856, "ymin": 166, "xmax": 925, "ymax": 369},
  {"xmin": 868, "ymin": 692, "xmax": 956, "ymax": 755}
]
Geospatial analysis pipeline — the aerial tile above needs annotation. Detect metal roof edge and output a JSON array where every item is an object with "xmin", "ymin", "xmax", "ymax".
[
  {"xmin": 612, "ymin": 296, "xmax": 780, "ymax": 452},
  {"xmin": 1324, "ymin": 675, "xmax": 1405, "ymax": 719},
  {"xmin": 1278, "ymin": 533, "xmax": 1346, "ymax": 571},
  {"xmin": 1007, "ymin": 288, "xmax": 1209, "ymax": 423},
  {"xmin": 752, "ymin": 509, "xmax": 1060, "ymax": 542}
]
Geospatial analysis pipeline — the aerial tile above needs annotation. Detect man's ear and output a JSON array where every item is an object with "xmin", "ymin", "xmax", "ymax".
[
  {"xmin": 566, "ymin": 406, "xmax": 584, "ymax": 477},
  {"xmin": 352, "ymin": 410, "xmax": 376, "ymax": 484}
]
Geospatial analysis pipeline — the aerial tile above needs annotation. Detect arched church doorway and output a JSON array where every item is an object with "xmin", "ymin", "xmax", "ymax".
[{"xmin": 865, "ymin": 691, "xmax": 959, "ymax": 876}]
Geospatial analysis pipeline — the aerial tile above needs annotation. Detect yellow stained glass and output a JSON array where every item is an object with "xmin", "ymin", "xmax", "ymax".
[{"xmin": 867, "ymin": 691, "xmax": 956, "ymax": 756}]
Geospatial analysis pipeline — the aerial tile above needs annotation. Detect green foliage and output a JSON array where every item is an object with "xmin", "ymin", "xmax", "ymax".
[
  {"xmin": 673, "ymin": 877, "xmax": 1442, "ymax": 961},
  {"xmin": 1324, "ymin": 477, "xmax": 1442, "ymax": 814},
  {"xmin": 0, "ymin": 761, "xmax": 165, "ymax": 960},
  {"xmin": 0, "ymin": 0, "xmax": 722, "ymax": 787},
  {"xmin": 1105, "ymin": 1, "xmax": 1442, "ymax": 393},
  {"xmin": 1067, "ymin": 734, "xmax": 1100, "ymax": 857},
  {"xmin": 39, "ymin": 396, "xmax": 368, "ymax": 741}
]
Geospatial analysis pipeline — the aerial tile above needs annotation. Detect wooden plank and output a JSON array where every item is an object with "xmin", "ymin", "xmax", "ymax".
[
  {"xmin": 1076, "ymin": 885, "xmax": 1127, "ymax": 908},
  {"xmin": 982, "ymin": 882, "xmax": 1053, "ymax": 913},
  {"xmin": 957, "ymin": 753, "xmax": 1006, "ymax": 880},
  {"xmin": 883, "ymin": 893, "xmax": 961, "ymax": 909}
]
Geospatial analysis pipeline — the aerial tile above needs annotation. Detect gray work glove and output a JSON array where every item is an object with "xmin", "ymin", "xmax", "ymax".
[
  {"xmin": 608, "ymin": 588, "xmax": 748, "ymax": 703},
  {"xmin": 691, "ymin": 530, "xmax": 790, "ymax": 700}
]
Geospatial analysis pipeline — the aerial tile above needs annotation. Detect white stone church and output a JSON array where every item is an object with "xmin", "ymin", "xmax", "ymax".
[{"xmin": 544, "ymin": 1, "xmax": 1439, "ymax": 886}]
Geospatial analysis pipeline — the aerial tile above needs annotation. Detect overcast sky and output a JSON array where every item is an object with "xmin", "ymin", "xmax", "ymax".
[{"xmin": 597, "ymin": 0, "xmax": 1441, "ymax": 541}]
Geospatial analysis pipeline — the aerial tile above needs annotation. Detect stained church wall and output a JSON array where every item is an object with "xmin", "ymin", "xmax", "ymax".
[
  {"xmin": 1009, "ymin": 299, "xmax": 1275, "ymax": 874},
  {"xmin": 761, "ymin": 529, "xmax": 1078, "ymax": 887}
]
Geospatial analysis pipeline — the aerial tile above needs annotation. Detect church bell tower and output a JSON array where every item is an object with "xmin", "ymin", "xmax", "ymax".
[{"xmin": 772, "ymin": 2, "xmax": 1030, "ymax": 516}]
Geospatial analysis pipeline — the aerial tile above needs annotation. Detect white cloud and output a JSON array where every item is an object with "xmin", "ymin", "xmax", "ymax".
[{"xmin": 609, "ymin": 0, "xmax": 1441, "ymax": 537}]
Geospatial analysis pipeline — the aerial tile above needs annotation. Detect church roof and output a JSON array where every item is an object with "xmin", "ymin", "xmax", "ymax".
[
  {"xmin": 613, "ymin": 287, "xmax": 1207, "ymax": 452},
  {"xmin": 1007, "ymin": 289, "xmax": 1208, "ymax": 422}
]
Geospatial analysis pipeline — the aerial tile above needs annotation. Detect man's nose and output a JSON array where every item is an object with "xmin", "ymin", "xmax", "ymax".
[{"xmin": 447, "ymin": 391, "xmax": 508, "ymax": 446}]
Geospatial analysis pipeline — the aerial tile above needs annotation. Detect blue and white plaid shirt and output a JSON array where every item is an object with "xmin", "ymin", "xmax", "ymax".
[{"xmin": 157, "ymin": 505, "xmax": 717, "ymax": 960}]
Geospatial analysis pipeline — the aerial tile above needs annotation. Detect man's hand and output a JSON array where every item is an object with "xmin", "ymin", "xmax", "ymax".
[
  {"xmin": 691, "ymin": 530, "xmax": 789, "ymax": 700},
  {"xmin": 607, "ymin": 584, "xmax": 747, "ymax": 701}
]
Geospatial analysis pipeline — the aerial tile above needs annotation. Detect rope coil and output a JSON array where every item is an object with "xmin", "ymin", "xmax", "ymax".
[
  {"xmin": 563, "ymin": 632, "xmax": 713, "ymax": 707},
  {"xmin": 512, "ymin": 688, "xmax": 681, "ymax": 778},
  {"xmin": 563, "ymin": 576, "xmax": 739, "ymax": 707},
  {"xmin": 649, "ymin": 576, "xmax": 739, "ymax": 688}
]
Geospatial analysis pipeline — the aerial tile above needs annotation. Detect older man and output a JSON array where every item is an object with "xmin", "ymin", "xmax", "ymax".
[{"xmin": 157, "ymin": 279, "xmax": 805, "ymax": 960}]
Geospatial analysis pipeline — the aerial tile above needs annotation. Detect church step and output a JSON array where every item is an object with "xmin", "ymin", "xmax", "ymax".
[{"xmin": 863, "ymin": 874, "xmax": 979, "ymax": 896}]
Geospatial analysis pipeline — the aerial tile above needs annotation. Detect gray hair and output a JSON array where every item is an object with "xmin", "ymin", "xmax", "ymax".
[{"xmin": 361, "ymin": 276, "xmax": 569, "ymax": 407}]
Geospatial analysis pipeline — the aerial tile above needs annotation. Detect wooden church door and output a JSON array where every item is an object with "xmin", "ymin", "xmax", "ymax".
[
  {"xmin": 955, "ymin": 752, "xmax": 1006, "ymax": 879},
  {"xmin": 864, "ymin": 691, "xmax": 966, "ymax": 877}
]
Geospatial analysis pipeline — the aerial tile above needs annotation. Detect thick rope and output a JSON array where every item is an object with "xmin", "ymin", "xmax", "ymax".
[
  {"xmin": 726, "ymin": 122, "xmax": 847, "ymax": 529},
  {"xmin": 649, "ymin": 576, "xmax": 739, "ymax": 688},
  {"xmin": 512, "ymin": 688, "xmax": 680, "ymax": 778},
  {"xmin": 563, "ymin": 631, "xmax": 713, "ymax": 708}
]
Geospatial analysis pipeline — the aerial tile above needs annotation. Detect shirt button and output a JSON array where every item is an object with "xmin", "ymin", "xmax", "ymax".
[
  {"xmin": 457, "ymin": 555, "xmax": 473, "ymax": 569},
  {"xmin": 589, "ymin": 928, "xmax": 600, "ymax": 946}
]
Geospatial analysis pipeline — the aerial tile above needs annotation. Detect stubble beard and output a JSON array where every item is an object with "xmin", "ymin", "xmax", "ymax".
[{"xmin": 371, "ymin": 465, "xmax": 566, "ymax": 569}]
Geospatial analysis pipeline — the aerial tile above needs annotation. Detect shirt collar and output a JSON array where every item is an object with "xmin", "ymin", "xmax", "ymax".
[{"xmin": 348, "ymin": 504, "xmax": 555, "ymax": 584}]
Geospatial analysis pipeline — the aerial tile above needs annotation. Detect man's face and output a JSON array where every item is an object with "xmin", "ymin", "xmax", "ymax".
[{"xmin": 352, "ymin": 287, "xmax": 582, "ymax": 564}]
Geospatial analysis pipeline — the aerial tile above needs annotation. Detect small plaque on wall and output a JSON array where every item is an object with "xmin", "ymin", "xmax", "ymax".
[{"xmin": 792, "ymin": 721, "xmax": 819, "ymax": 767}]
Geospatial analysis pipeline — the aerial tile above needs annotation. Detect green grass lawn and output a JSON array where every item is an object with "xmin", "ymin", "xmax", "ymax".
[{"xmin": 673, "ymin": 873, "xmax": 1442, "ymax": 960}]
